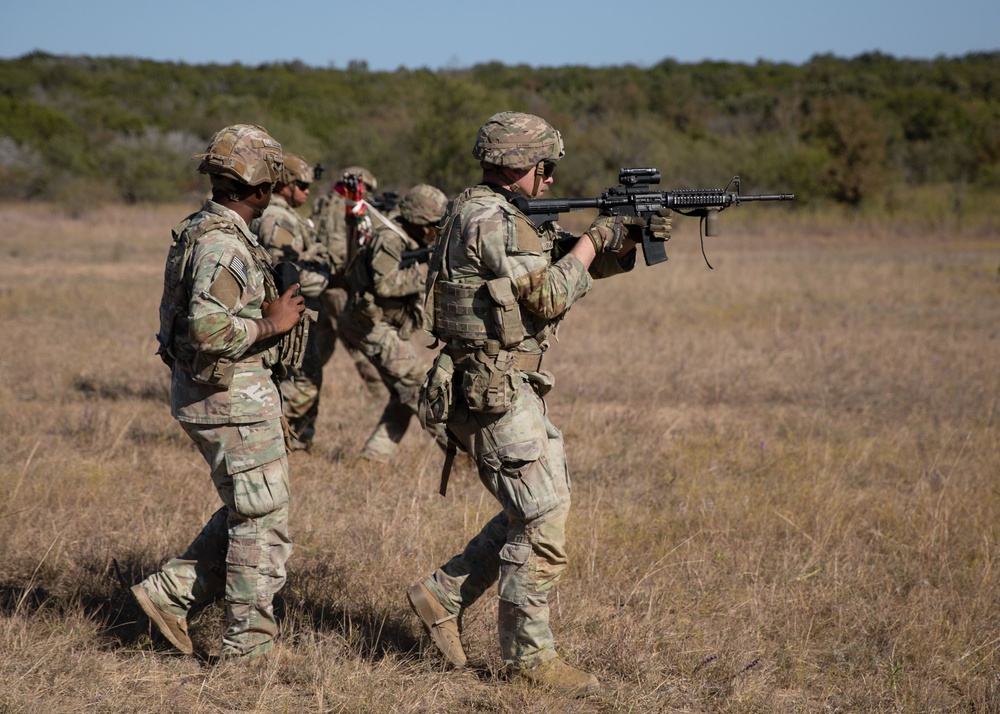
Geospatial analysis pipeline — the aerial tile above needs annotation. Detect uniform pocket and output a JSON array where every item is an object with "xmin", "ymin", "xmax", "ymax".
[
  {"xmin": 224, "ymin": 422, "xmax": 288, "ymax": 519},
  {"xmin": 498, "ymin": 540, "xmax": 531, "ymax": 605},
  {"xmin": 488, "ymin": 439, "xmax": 560, "ymax": 522}
]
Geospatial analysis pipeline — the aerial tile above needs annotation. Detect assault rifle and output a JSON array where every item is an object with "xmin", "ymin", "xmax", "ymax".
[
  {"xmin": 514, "ymin": 168, "xmax": 794, "ymax": 266},
  {"xmin": 398, "ymin": 246, "xmax": 433, "ymax": 269}
]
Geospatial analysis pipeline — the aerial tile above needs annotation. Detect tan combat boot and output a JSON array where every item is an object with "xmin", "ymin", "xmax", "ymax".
[
  {"xmin": 131, "ymin": 584, "xmax": 193, "ymax": 655},
  {"xmin": 406, "ymin": 582, "xmax": 466, "ymax": 667},
  {"xmin": 512, "ymin": 656, "xmax": 600, "ymax": 697}
]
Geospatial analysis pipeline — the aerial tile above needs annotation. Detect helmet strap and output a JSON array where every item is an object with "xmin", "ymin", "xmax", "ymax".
[
  {"xmin": 502, "ymin": 166, "xmax": 539, "ymax": 200},
  {"xmin": 531, "ymin": 161, "xmax": 546, "ymax": 196}
]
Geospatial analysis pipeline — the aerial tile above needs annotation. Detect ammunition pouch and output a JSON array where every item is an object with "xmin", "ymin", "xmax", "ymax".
[
  {"xmin": 485, "ymin": 277, "xmax": 522, "ymax": 348},
  {"xmin": 418, "ymin": 351, "xmax": 456, "ymax": 427},
  {"xmin": 451, "ymin": 340, "xmax": 541, "ymax": 414}
]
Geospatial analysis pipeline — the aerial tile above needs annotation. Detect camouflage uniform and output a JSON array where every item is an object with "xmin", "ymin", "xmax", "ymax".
[
  {"xmin": 251, "ymin": 155, "xmax": 330, "ymax": 448},
  {"xmin": 338, "ymin": 185, "xmax": 449, "ymax": 459},
  {"xmin": 416, "ymin": 113, "xmax": 635, "ymax": 672},
  {"xmin": 310, "ymin": 167, "xmax": 386, "ymax": 395},
  {"xmin": 136, "ymin": 125, "xmax": 292, "ymax": 658}
]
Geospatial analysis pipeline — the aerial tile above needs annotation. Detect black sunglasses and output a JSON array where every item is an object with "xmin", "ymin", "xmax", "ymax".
[
  {"xmin": 541, "ymin": 160, "xmax": 557, "ymax": 178},
  {"xmin": 294, "ymin": 180, "xmax": 311, "ymax": 191}
]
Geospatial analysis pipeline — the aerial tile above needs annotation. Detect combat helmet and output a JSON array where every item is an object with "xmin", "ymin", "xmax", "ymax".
[
  {"xmin": 277, "ymin": 153, "xmax": 314, "ymax": 187},
  {"xmin": 472, "ymin": 111, "xmax": 565, "ymax": 170},
  {"xmin": 196, "ymin": 124, "xmax": 283, "ymax": 187},
  {"xmin": 339, "ymin": 166, "xmax": 378, "ymax": 192},
  {"xmin": 398, "ymin": 185, "xmax": 448, "ymax": 226}
]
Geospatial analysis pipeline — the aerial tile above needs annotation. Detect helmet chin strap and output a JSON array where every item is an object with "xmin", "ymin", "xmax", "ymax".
[
  {"xmin": 504, "ymin": 164, "xmax": 544, "ymax": 199},
  {"xmin": 235, "ymin": 184, "xmax": 270, "ymax": 219},
  {"xmin": 530, "ymin": 162, "xmax": 545, "ymax": 197}
]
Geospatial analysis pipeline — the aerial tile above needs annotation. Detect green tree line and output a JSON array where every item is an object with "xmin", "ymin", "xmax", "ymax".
[{"xmin": 1, "ymin": 51, "xmax": 998, "ymax": 209}]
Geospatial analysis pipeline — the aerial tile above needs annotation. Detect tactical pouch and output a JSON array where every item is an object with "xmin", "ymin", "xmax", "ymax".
[
  {"xmin": 485, "ymin": 277, "xmax": 523, "ymax": 348},
  {"xmin": 190, "ymin": 352, "xmax": 235, "ymax": 389},
  {"xmin": 460, "ymin": 345, "xmax": 522, "ymax": 414},
  {"xmin": 419, "ymin": 351, "xmax": 456, "ymax": 427}
]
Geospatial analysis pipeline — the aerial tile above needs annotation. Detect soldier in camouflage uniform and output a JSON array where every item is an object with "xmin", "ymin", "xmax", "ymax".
[
  {"xmin": 406, "ymin": 112, "xmax": 672, "ymax": 696},
  {"xmin": 131, "ymin": 124, "xmax": 306, "ymax": 660},
  {"xmin": 310, "ymin": 167, "xmax": 387, "ymax": 397},
  {"xmin": 338, "ymin": 184, "xmax": 451, "ymax": 461},
  {"xmin": 250, "ymin": 153, "xmax": 329, "ymax": 450}
]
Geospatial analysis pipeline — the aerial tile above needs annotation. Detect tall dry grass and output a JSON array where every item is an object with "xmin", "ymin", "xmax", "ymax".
[{"xmin": 0, "ymin": 200, "xmax": 997, "ymax": 713}]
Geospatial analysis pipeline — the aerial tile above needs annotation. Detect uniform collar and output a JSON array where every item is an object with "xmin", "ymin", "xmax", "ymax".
[{"xmin": 481, "ymin": 182, "xmax": 520, "ymax": 203}]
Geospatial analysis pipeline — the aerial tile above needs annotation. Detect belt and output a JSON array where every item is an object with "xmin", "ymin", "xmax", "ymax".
[{"xmin": 447, "ymin": 344, "xmax": 543, "ymax": 372}]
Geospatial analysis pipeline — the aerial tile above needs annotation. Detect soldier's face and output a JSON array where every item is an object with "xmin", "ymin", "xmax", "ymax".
[{"xmin": 290, "ymin": 180, "xmax": 310, "ymax": 208}]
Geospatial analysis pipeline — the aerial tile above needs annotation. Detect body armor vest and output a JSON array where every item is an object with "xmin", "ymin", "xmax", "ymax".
[
  {"xmin": 157, "ymin": 209, "xmax": 280, "ymax": 371},
  {"xmin": 427, "ymin": 186, "xmax": 554, "ymax": 349}
]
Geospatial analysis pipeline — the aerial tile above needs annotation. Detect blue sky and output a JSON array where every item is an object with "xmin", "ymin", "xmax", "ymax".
[{"xmin": 2, "ymin": 0, "xmax": 997, "ymax": 69}]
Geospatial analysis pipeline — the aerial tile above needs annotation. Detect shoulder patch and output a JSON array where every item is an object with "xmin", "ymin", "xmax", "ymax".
[
  {"xmin": 512, "ymin": 213, "xmax": 543, "ymax": 253},
  {"xmin": 210, "ymin": 265, "xmax": 243, "ymax": 309},
  {"xmin": 228, "ymin": 254, "xmax": 249, "ymax": 287}
]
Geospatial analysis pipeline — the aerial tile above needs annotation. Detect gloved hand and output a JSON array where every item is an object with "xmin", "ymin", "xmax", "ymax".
[
  {"xmin": 648, "ymin": 208, "xmax": 673, "ymax": 242},
  {"xmin": 585, "ymin": 214, "xmax": 645, "ymax": 253}
]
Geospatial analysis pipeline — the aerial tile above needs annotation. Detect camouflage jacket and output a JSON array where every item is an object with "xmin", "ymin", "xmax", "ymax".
[
  {"xmin": 430, "ymin": 183, "xmax": 634, "ymax": 352},
  {"xmin": 250, "ymin": 195, "xmax": 329, "ymax": 298},
  {"xmin": 167, "ymin": 200, "xmax": 282, "ymax": 425},
  {"xmin": 344, "ymin": 219, "xmax": 426, "ymax": 336}
]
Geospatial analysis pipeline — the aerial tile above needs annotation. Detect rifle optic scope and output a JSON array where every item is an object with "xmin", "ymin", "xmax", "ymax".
[{"xmin": 618, "ymin": 167, "xmax": 660, "ymax": 186}]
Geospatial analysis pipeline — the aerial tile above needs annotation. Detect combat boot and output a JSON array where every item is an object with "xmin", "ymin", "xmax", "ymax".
[
  {"xmin": 511, "ymin": 657, "xmax": 600, "ymax": 698},
  {"xmin": 131, "ymin": 584, "xmax": 193, "ymax": 655},
  {"xmin": 406, "ymin": 582, "xmax": 466, "ymax": 667}
]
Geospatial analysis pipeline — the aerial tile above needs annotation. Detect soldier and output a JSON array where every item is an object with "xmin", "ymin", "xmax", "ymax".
[
  {"xmin": 406, "ymin": 112, "xmax": 671, "ymax": 696},
  {"xmin": 250, "ymin": 153, "xmax": 329, "ymax": 450},
  {"xmin": 132, "ymin": 124, "xmax": 306, "ymax": 660},
  {"xmin": 338, "ymin": 184, "xmax": 450, "ymax": 461},
  {"xmin": 310, "ymin": 167, "xmax": 386, "ymax": 397}
]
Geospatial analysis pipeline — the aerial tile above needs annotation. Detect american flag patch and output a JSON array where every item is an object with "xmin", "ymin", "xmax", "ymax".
[{"xmin": 229, "ymin": 255, "xmax": 248, "ymax": 285}]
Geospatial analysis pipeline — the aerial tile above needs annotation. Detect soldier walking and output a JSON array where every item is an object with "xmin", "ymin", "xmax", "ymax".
[
  {"xmin": 338, "ymin": 184, "xmax": 451, "ymax": 461},
  {"xmin": 406, "ymin": 112, "xmax": 671, "ymax": 696},
  {"xmin": 132, "ymin": 124, "xmax": 306, "ymax": 660}
]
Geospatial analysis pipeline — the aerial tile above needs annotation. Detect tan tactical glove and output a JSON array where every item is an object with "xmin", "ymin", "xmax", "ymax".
[
  {"xmin": 648, "ymin": 208, "xmax": 673, "ymax": 242},
  {"xmin": 585, "ymin": 214, "xmax": 645, "ymax": 253}
]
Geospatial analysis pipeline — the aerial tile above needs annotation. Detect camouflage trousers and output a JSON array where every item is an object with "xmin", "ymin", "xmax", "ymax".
[
  {"xmin": 138, "ymin": 418, "xmax": 292, "ymax": 657},
  {"xmin": 338, "ymin": 313, "xmax": 447, "ymax": 459},
  {"xmin": 423, "ymin": 381, "xmax": 570, "ymax": 670},
  {"xmin": 317, "ymin": 286, "xmax": 385, "ymax": 397}
]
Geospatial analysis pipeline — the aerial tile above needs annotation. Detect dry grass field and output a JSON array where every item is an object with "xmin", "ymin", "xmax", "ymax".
[{"xmin": 1, "ymin": 200, "xmax": 998, "ymax": 713}]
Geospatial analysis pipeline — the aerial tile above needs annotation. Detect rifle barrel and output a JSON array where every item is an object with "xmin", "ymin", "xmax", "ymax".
[{"xmin": 741, "ymin": 193, "xmax": 795, "ymax": 201}]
